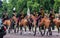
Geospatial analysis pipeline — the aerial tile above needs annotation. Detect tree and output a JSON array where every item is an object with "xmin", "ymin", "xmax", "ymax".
[
  {"xmin": 0, "ymin": 0, "xmax": 3, "ymax": 8},
  {"xmin": 54, "ymin": 0, "xmax": 60, "ymax": 13},
  {"xmin": 0, "ymin": 0, "xmax": 60, "ymax": 16}
]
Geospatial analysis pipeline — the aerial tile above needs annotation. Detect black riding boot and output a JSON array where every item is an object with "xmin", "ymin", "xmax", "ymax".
[
  {"xmin": 20, "ymin": 26, "xmax": 23, "ymax": 35},
  {"xmin": 34, "ymin": 27, "xmax": 37, "ymax": 36},
  {"xmin": 48, "ymin": 27, "xmax": 52, "ymax": 36},
  {"xmin": 29, "ymin": 24, "xmax": 32, "ymax": 32},
  {"xmin": 58, "ymin": 28, "xmax": 60, "ymax": 33}
]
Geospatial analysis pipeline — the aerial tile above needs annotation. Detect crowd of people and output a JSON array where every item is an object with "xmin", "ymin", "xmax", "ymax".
[{"xmin": 1, "ymin": 8, "xmax": 60, "ymax": 36}]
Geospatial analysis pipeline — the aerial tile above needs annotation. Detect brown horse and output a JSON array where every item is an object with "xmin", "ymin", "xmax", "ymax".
[
  {"xmin": 3, "ymin": 19, "xmax": 11, "ymax": 33},
  {"xmin": 39, "ymin": 16, "xmax": 50, "ymax": 28},
  {"xmin": 31, "ymin": 14, "xmax": 37, "ymax": 27},
  {"xmin": 3, "ymin": 19, "xmax": 11, "ymax": 26},
  {"xmin": 18, "ymin": 15, "xmax": 28, "ymax": 35},
  {"xmin": 38, "ymin": 15, "xmax": 51, "ymax": 36},
  {"xmin": 19, "ymin": 18, "xmax": 28, "ymax": 27},
  {"xmin": 30, "ymin": 14, "xmax": 39, "ymax": 36},
  {"xmin": 53, "ymin": 18, "xmax": 60, "ymax": 33}
]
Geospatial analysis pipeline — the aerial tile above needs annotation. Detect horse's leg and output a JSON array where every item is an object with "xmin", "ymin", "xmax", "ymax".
[
  {"xmin": 24, "ymin": 25, "xmax": 26, "ymax": 32},
  {"xmin": 8, "ymin": 26, "xmax": 11, "ymax": 33},
  {"xmin": 32, "ymin": 24, "xmax": 34, "ymax": 32},
  {"xmin": 58, "ymin": 27, "xmax": 59, "ymax": 33},
  {"xmin": 56, "ymin": 25, "xmax": 59, "ymax": 33},
  {"xmin": 11, "ymin": 22, "xmax": 14, "ymax": 33},
  {"xmin": 34, "ymin": 26, "xmax": 37, "ymax": 36},
  {"xmin": 17, "ymin": 25, "xmax": 20, "ymax": 33},
  {"xmin": 14, "ymin": 24, "xmax": 17, "ymax": 33},
  {"xmin": 29, "ymin": 23, "xmax": 32, "ymax": 32},
  {"xmin": 59, "ymin": 25, "xmax": 60, "ymax": 33},
  {"xmin": 40, "ymin": 24, "xmax": 45, "ymax": 36},
  {"xmin": 48, "ymin": 25, "xmax": 52, "ymax": 36},
  {"xmin": 39, "ymin": 26, "xmax": 43, "ymax": 36},
  {"xmin": 39, "ymin": 26, "xmax": 40, "ymax": 32},
  {"xmin": 43, "ymin": 26, "xmax": 46, "ymax": 36},
  {"xmin": 46, "ymin": 29, "xmax": 48, "ymax": 36},
  {"xmin": 20, "ymin": 25, "xmax": 22, "ymax": 34},
  {"xmin": 8, "ymin": 25, "xmax": 12, "ymax": 33},
  {"xmin": 45, "ymin": 27, "xmax": 49, "ymax": 36}
]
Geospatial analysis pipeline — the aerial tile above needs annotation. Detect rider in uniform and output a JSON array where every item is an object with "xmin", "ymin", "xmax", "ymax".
[
  {"xmin": 38, "ymin": 8, "xmax": 45, "ymax": 30},
  {"xmin": 11, "ymin": 10, "xmax": 17, "ymax": 31},
  {"xmin": 18, "ymin": 12, "xmax": 25, "ymax": 33},
  {"xmin": 18, "ymin": 11, "xmax": 25, "ymax": 22},
  {"xmin": 49, "ymin": 9, "xmax": 55, "ymax": 35},
  {"xmin": 49, "ymin": 9, "xmax": 55, "ymax": 30},
  {"xmin": 2, "ymin": 11, "xmax": 9, "ymax": 22},
  {"xmin": 34, "ymin": 8, "xmax": 45, "ymax": 36}
]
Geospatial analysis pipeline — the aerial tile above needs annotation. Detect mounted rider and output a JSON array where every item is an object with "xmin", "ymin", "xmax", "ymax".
[{"xmin": 49, "ymin": 9, "xmax": 55, "ymax": 30}]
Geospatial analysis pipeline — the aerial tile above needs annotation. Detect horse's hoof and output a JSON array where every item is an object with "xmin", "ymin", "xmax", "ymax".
[
  {"xmin": 34, "ymin": 34, "xmax": 36, "ymax": 36},
  {"xmin": 49, "ymin": 33, "xmax": 52, "ymax": 36},
  {"xmin": 20, "ymin": 32, "xmax": 22, "ymax": 35},
  {"xmin": 8, "ymin": 32, "xmax": 10, "ymax": 33},
  {"xmin": 41, "ymin": 34, "xmax": 44, "ymax": 36},
  {"xmin": 46, "ymin": 34, "xmax": 48, "ymax": 36},
  {"xmin": 8, "ymin": 31, "xmax": 10, "ymax": 33},
  {"xmin": 14, "ymin": 32, "xmax": 16, "ymax": 33},
  {"xmin": 16, "ymin": 31, "xmax": 18, "ymax": 33}
]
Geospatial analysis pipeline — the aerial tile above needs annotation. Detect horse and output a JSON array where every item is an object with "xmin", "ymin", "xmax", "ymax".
[
  {"xmin": 31, "ymin": 14, "xmax": 37, "ymax": 27},
  {"xmin": 27, "ymin": 15, "xmax": 34, "ymax": 32},
  {"xmin": 18, "ymin": 15, "xmax": 28, "ymax": 35},
  {"xmin": 38, "ymin": 15, "xmax": 52, "ymax": 36},
  {"xmin": 30, "ymin": 14, "xmax": 38, "ymax": 36},
  {"xmin": 3, "ymin": 18, "xmax": 11, "ymax": 33},
  {"xmin": 53, "ymin": 16, "xmax": 60, "ymax": 33}
]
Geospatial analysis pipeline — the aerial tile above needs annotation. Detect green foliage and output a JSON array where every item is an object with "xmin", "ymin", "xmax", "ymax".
[{"xmin": 0, "ymin": 0, "xmax": 60, "ymax": 16}]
